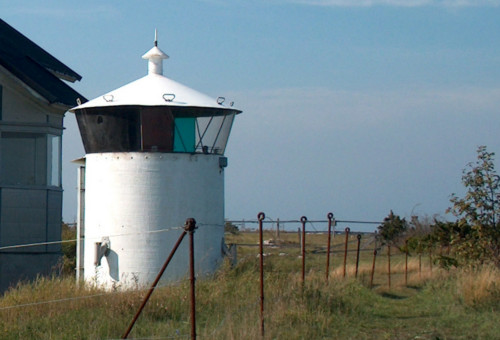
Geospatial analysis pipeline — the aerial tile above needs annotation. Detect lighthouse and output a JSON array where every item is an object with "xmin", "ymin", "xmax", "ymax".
[{"xmin": 70, "ymin": 36, "xmax": 241, "ymax": 289}]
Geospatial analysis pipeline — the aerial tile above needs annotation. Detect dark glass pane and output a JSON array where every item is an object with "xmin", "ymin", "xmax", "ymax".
[
  {"xmin": 140, "ymin": 107, "xmax": 174, "ymax": 152},
  {"xmin": 0, "ymin": 132, "xmax": 46, "ymax": 185},
  {"xmin": 75, "ymin": 107, "xmax": 141, "ymax": 153}
]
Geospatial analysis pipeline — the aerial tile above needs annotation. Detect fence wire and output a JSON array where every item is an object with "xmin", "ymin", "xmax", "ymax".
[
  {"xmin": 0, "ymin": 223, "xmax": 224, "ymax": 252},
  {"xmin": 0, "ymin": 217, "xmax": 391, "ymax": 339}
]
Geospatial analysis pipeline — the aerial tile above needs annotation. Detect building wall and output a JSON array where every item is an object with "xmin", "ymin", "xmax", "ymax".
[
  {"xmin": 83, "ymin": 152, "xmax": 225, "ymax": 289},
  {"xmin": 0, "ymin": 67, "xmax": 64, "ymax": 293}
]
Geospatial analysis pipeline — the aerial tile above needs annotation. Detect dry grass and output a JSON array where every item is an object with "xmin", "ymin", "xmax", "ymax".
[
  {"xmin": 455, "ymin": 265, "xmax": 500, "ymax": 309},
  {"xmin": 0, "ymin": 231, "xmax": 499, "ymax": 339}
]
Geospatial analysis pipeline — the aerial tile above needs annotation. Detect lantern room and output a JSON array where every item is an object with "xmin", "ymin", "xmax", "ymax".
[{"xmin": 72, "ymin": 40, "xmax": 240, "ymax": 155}]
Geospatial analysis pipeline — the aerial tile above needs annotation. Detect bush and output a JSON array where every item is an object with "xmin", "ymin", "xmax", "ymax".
[
  {"xmin": 224, "ymin": 221, "xmax": 240, "ymax": 234},
  {"xmin": 377, "ymin": 210, "xmax": 407, "ymax": 247},
  {"xmin": 61, "ymin": 223, "xmax": 76, "ymax": 277},
  {"xmin": 447, "ymin": 146, "xmax": 500, "ymax": 266}
]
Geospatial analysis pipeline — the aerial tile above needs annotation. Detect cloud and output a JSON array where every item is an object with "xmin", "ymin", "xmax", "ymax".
[
  {"xmin": 227, "ymin": 85, "xmax": 500, "ymax": 133},
  {"xmin": 288, "ymin": 0, "xmax": 500, "ymax": 7}
]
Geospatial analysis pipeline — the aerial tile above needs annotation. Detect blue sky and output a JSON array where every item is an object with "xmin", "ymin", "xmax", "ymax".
[{"xmin": 2, "ymin": 1, "xmax": 500, "ymax": 231}]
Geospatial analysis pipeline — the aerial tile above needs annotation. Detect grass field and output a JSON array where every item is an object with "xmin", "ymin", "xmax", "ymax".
[{"xmin": 0, "ymin": 230, "xmax": 499, "ymax": 339}]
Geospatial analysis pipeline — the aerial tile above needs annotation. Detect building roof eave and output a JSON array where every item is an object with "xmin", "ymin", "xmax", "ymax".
[
  {"xmin": 0, "ymin": 19, "xmax": 86, "ymax": 107},
  {"xmin": 0, "ymin": 19, "xmax": 82, "ymax": 82},
  {"xmin": 0, "ymin": 54, "xmax": 87, "ymax": 108}
]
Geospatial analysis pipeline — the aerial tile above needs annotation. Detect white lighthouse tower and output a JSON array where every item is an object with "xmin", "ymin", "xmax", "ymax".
[{"xmin": 70, "ymin": 36, "xmax": 241, "ymax": 289}]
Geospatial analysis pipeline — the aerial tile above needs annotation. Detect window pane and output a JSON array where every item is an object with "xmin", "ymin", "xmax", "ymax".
[
  {"xmin": 75, "ymin": 107, "xmax": 141, "ymax": 153},
  {"xmin": 140, "ymin": 107, "xmax": 174, "ymax": 152},
  {"xmin": 1, "ymin": 132, "xmax": 46, "ymax": 185},
  {"xmin": 47, "ymin": 135, "xmax": 61, "ymax": 186},
  {"xmin": 195, "ymin": 113, "xmax": 235, "ymax": 155},
  {"xmin": 174, "ymin": 118, "xmax": 195, "ymax": 152}
]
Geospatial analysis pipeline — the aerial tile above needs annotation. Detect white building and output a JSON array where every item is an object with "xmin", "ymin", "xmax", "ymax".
[{"xmin": 71, "ymin": 37, "xmax": 241, "ymax": 289}]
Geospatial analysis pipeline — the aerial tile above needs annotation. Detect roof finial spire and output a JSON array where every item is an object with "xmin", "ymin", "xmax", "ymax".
[{"xmin": 142, "ymin": 29, "xmax": 169, "ymax": 75}]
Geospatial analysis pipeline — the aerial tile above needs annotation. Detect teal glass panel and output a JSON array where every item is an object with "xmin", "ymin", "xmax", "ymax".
[{"xmin": 174, "ymin": 118, "xmax": 195, "ymax": 152}]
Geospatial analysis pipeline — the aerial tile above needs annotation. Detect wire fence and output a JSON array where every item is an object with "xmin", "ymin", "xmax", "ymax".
[
  {"xmin": 228, "ymin": 218, "xmax": 382, "ymax": 234},
  {"xmin": 0, "ymin": 224, "xmax": 224, "ymax": 252},
  {"xmin": 1, "ymin": 215, "xmax": 431, "ymax": 339},
  {"xmin": 0, "ymin": 218, "xmax": 380, "ymax": 252}
]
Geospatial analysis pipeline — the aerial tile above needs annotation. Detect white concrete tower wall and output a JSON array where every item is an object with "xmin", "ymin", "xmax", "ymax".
[{"xmin": 83, "ymin": 152, "xmax": 225, "ymax": 289}]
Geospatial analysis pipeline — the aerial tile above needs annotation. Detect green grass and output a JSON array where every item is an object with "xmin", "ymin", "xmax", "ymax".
[{"xmin": 0, "ymin": 231, "xmax": 499, "ymax": 339}]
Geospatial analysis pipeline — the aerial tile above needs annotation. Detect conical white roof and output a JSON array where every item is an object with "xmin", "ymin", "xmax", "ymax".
[{"xmin": 70, "ymin": 41, "xmax": 240, "ymax": 114}]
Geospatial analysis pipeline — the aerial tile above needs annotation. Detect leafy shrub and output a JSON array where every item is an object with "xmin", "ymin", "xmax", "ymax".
[
  {"xmin": 447, "ymin": 146, "xmax": 500, "ymax": 266},
  {"xmin": 61, "ymin": 223, "xmax": 76, "ymax": 277}
]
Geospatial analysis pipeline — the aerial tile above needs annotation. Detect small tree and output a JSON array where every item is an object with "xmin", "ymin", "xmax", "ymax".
[
  {"xmin": 429, "ymin": 220, "xmax": 460, "ymax": 268},
  {"xmin": 224, "ymin": 220, "xmax": 240, "ymax": 235},
  {"xmin": 430, "ymin": 220, "xmax": 456, "ymax": 250},
  {"xmin": 447, "ymin": 146, "xmax": 500, "ymax": 266},
  {"xmin": 377, "ymin": 210, "xmax": 408, "ymax": 246}
]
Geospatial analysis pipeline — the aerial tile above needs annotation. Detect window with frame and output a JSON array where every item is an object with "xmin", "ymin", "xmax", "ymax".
[{"xmin": 0, "ymin": 132, "xmax": 61, "ymax": 187}]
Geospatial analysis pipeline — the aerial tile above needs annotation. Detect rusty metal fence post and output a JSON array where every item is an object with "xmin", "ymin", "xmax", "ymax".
[
  {"xmin": 429, "ymin": 247, "xmax": 433, "ymax": 275},
  {"xmin": 387, "ymin": 245, "xmax": 391, "ymax": 289},
  {"xmin": 370, "ymin": 248, "xmax": 377, "ymax": 288},
  {"xmin": 343, "ymin": 227, "xmax": 350, "ymax": 278},
  {"xmin": 186, "ymin": 218, "xmax": 197, "ymax": 340},
  {"xmin": 355, "ymin": 234, "xmax": 361, "ymax": 278},
  {"xmin": 405, "ymin": 240, "xmax": 408, "ymax": 286},
  {"xmin": 301, "ymin": 216, "xmax": 307, "ymax": 286},
  {"xmin": 122, "ymin": 220, "xmax": 190, "ymax": 339},
  {"xmin": 419, "ymin": 252, "xmax": 422, "ymax": 279},
  {"xmin": 326, "ymin": 213, "xmax": 334, "ymax": 282},
  {"xmin": 258, "ymin": 212, "xmax": 265, "ymax": 338}
]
